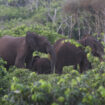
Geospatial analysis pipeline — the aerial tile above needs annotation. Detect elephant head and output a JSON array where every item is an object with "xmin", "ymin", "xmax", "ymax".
[
  {"xmin": 26, "ymin": 31, "xmax": 56, "ymax": 73},
  {"xmin": 31, "ymin": 56, "xmax": 51, "ymax": 74},
  {"xmin": 79, "ymin": 36, "xmax": 104, "ymax": 60},
  {"xmin": 32, "ymin": 56, "xmax": 40, "ymax": 63}
]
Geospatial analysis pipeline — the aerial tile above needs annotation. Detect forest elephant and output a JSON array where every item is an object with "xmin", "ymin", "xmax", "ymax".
[
  {"xmin": 79, "ymin": 36, "xmax": 104, "ymax": 60},
  {"xmin": 31, "ymin": 56, "xmax": 51, "ymax": 74},
  {"xmin": 0, "ymin": 31, "xmax": 56, "ymax": 72},
  {"xmin": 54, "ymin": 36, "xmax": 104, "ymax": 74}
]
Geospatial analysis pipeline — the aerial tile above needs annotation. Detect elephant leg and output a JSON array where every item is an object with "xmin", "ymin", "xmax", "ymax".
[
  {"xmin": 88, "ymin": 62, "xmax": 92, "ymax": 69},
  {"xmin": 79, "ymin": 62, "xmax": 84, "ymax": 73},
  {"xmin": 55, "ymin": 64, "xmax": 63, "ymax": 74},
  {"xmin": 25, "ymin": 54, "xmax": 32, "ymax": 69},
  {"xmin": 79, "ymin": 61, "xmax": 91, "ymax": 73},
  {"xmin": 80, "ymin": 56, "xmax": 92, "ymax": 73},
  {"xmin": 15, "ymin": 54, "xmax": 25, "ymax": 68},
  {"xmin": 15, "ymin": 59, "xmax": 25, "ymax": 68}
]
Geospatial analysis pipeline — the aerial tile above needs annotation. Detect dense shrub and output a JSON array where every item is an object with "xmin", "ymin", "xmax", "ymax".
[
  {"xmin": 0, "ymin": 59, "xmax": 105, "ymax": 105},
  {"xmin": 0, "ymin": 58, "xmax": 9, "ymax": 99},
  {"xmin": 0, "ymin": 5, "xmax": 32, "ymax": 21}
]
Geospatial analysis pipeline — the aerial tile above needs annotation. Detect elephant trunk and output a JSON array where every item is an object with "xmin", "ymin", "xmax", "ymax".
[{"xmin": 47, "ymin": 46, "xmax": 56, "ymax": 73}]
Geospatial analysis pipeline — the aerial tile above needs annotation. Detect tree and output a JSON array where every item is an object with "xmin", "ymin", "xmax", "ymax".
[{"xmin": 64, "ymin": 0, "xmax": 105, "ymax": 39}]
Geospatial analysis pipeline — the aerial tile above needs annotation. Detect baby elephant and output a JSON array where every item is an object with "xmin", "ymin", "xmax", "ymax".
[{"xmin": 31, "ymin": 56, "xmax": 51, "ymax": 74}]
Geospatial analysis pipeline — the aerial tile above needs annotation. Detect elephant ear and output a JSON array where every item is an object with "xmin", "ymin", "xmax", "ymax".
[
  {"xmin": 83, "ymin": 36, "xmax": 101, "ymax": 56},
  {"xmin": 92, "ymin": 39, "xmax": 104, "ymax": 57},
  {"xmin": 26, "ymin": 31, "xmax": 38, "ymax": 50},
  {"xmin": 79, "ymin": 36, "xmax": 95, "ymax": 52}
]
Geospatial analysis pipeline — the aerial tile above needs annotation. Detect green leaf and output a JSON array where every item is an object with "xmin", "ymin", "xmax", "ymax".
[
  {"xmin": 71, "ymin": 79, "xmax": 77, "ymax": 86},
  {"xmin": 32, "ymin": 94, "xmax": 37, "ymax": 102},
  {"xmin": 98, "ymin": 86, "xmax": 105, "ymax": 97},
  {"xmin": 57, "ymin": 96, "xmax": 65, "ymax": 102},
  {"xmin": 51, "ymin": 102, "xmax": 59, "ymax": 105},
  {"xmin": 64, "ymin": 88, "xmax": 70, "ymax": 96}
]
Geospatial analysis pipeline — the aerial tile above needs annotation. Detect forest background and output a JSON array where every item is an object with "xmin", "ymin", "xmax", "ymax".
[{"xmin": 0, "ymin": 0, "xmax": 105, "ymax": 40}]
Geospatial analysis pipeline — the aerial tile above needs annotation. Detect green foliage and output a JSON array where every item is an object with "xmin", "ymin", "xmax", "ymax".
[
  {"xmin": 0, "ymin": 24, "xmax": 64, "ymax": 43},
  {"xmin": 0, "ymin": 42, "xmax": 105, "ymax": 104},
  {"xmin": 0, "ymin": 0, "xmax": 66, "ymax": 37},
  {"xmin": 63, "ymin": 66, "xmax": 78, "ymax": 74},
  {"xmin": 0, "ymin": 5, "xmax": 32, "ymax": 21},
  {"xmin": 0, "ymin": 59, "xmax": 105, "ymax": 105},
  {"xmin": 0, "ymin": 58, "xmax": 9, "ymax": 98},
  {"xmin": 85, "ymin": 46, "xmax": 101, "ymax": 69},
  {"xmin": 62, "ymin": 39, "xmax": 82, "ymax": 47}
]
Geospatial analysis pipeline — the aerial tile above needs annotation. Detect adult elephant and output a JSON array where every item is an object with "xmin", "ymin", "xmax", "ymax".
[
  {"xmin": 0, "ymin": 31, "xmax": 56, "ymax": 73},
  {"xmin": 31, "ymin": 56, "xmax": 51, "ymax": 74},
  {"xmin": 54, "ymin": 36, "xmax": 104, "ymax": 74},
  {"xmin": 79, "ymin": 36, "xmax": 104, "ymax": 60}
]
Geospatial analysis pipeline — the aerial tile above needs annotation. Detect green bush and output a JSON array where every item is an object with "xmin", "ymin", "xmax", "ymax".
[
  {"xmin": 0, "ymin": 24, "xmax": 65, "ymax": 43},
  {"xmin": 0, "ymin": 58, "xmax": 9, "ymax": 98},
  {"xmin": 0, "ymin": 60, "xmax": 105, "ymax": 105},
  {"xmin": 0, "ymin": 5, "xmax": 33, "ymax": 21}
]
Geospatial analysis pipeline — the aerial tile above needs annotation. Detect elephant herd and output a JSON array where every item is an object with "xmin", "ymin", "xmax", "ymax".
[
  {"xmin": 0, "ymin": 31, "xmax": 104, "ymax": 74},
  {"xmin": 54, "ymin": 36, "xmax": 104, "ymax": 73}
]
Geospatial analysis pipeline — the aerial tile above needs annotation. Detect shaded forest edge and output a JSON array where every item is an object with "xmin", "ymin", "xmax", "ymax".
[{"xmin": 0, "ymin": 0, "xmax": 105, "ymax": 39}]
